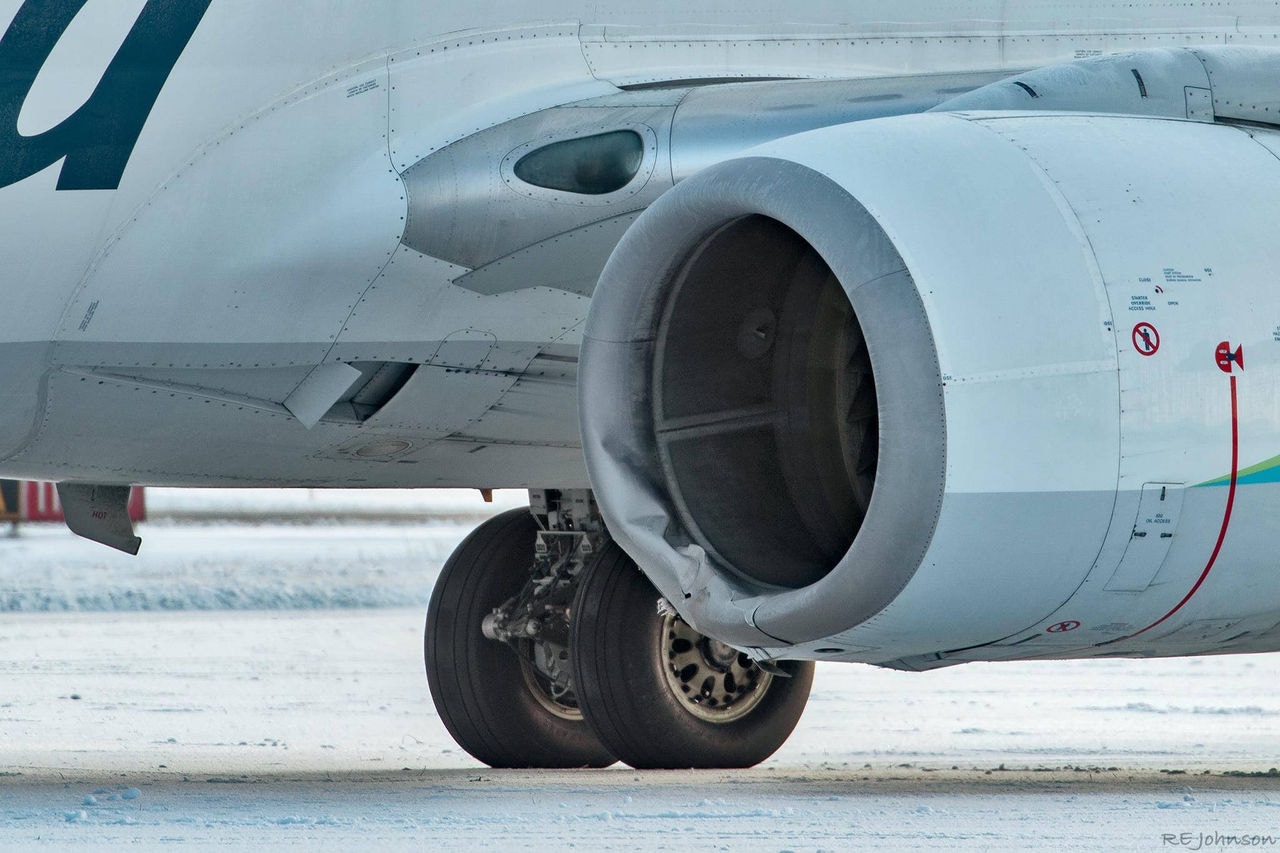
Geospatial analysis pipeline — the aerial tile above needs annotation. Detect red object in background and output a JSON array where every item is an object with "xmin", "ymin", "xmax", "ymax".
[{"xmin": 10, "ymin": 481, "xmax": 146, "ymax": 523}]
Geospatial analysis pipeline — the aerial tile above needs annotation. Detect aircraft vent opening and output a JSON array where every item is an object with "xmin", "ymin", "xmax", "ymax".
[
  {"xmin": 513, "ymin": 130, "xmax": 644, "ymax": 195},
  {"xmin": 323, "ymin": 361, "xmax": 418, "ymax": 423},
  {"xmin": 653, "ymin": 216, "xmax": 878, "ymax": 590}
]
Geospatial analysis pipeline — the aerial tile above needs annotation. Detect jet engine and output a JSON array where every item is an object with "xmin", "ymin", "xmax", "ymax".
[{"xmin": 580, "ymin": 100, "xmax": 1280, "ymax": 663}]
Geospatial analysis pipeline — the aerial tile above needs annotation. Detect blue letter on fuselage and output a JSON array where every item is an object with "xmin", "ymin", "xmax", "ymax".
[{"xmin": 0, "ymin": 0, "xmax": 212, "ymax": 191}]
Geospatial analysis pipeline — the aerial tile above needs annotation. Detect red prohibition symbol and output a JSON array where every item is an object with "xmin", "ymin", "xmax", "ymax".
[
  {"xmin": 1132, "ymin": 322, "xmax": 1160, "ymax": 356},
  {"xmin": 1046, "ymin": 620, "xmax": 1081, "ymax": 634}
]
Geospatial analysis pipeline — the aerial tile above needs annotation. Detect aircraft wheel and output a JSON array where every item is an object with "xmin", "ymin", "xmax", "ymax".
[
  {"xmin": 571, "ymin": 541, "xmax": 814, "ymax": 769},
  {"xmin": 425, "ymin": 508, "xmax": 615, "ymax": 768}
]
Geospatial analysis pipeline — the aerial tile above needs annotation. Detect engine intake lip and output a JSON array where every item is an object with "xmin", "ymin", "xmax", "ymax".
[{"xmin": 581, "ymin": 156, "xmax": 946, "ymax": 645}]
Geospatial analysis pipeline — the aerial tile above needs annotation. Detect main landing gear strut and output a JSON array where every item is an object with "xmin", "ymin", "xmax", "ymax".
[{"xmin": 424, "ymin": 490, "xmax": 814, "ymax": 769}]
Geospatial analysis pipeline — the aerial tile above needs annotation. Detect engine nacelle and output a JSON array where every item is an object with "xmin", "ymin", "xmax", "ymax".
[{"xmin": 580, "ymin": 109, "xmax": 1280, "ymax": 664}]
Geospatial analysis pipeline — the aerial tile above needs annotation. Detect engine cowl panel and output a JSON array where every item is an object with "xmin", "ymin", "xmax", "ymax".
[{"xmin": 580, "ymin": 110, "xmax": 1280, "ymax": 665}]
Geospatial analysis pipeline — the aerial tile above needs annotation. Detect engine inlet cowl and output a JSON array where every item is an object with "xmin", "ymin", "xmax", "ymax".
[{"xmin": 580, "ymin": 154, "xmax": 946, "ymax": 647}]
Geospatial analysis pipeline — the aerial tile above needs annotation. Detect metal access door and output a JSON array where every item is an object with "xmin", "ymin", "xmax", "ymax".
[{"xmin": 1104, "ymin": 483, "xmax": 1185, "ymax": 592}]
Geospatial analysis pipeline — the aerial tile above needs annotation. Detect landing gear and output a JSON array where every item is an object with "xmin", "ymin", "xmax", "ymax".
[
  {"xmin": 424, "ymin": 507, "xmax": 614, "ymax": 768},
  {"xmin": 571, "ymin": 541, "xmax": 814, "ymax": 769},
  {"xmin": 425, "ymin": 493, "xmax": 813, "ymax": 769}
]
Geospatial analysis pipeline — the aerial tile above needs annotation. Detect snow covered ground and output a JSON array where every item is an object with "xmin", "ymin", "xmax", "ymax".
[
  {"xmin": 2, "ymin": 492, "xmax": 1280, "ymax": 849},
  {"xmin": 0, "ymin": 488, "xmax": 526, "ymax": 612}
]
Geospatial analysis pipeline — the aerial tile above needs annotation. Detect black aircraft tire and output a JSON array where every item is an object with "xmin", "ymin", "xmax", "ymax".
[
  {"xmin": 571, "ymin": 541, "xmax": 814, "ymax": 769},
  {"xmin": 425, "ymin": 508, "xmax": 615, "ymax": 769}
]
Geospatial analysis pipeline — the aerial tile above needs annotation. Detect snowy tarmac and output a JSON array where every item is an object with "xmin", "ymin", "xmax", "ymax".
[{"xmin": 2, "ymin": 498, "xmax": 1280, "ymax": 849}]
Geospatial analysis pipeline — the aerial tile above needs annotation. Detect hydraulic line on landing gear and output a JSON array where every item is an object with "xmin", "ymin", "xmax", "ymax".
[{"xmin": 479, "ymin": 489, "xmax": 609, "ymax": 712}]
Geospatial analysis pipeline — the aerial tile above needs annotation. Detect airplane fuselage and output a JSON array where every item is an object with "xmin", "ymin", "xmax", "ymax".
[
  {"xmin": 6, "ymin": 1, "xmax": 1280, "ymax": 675},
  {"xmin": 1, "ymin": 0, "xmax": 1273, "ymax": 487}
]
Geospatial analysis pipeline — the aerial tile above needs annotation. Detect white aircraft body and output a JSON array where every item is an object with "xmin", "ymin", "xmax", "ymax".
[{"xmin": 5, "ymin": 0, "xmax": 1280, "ymax": 768}]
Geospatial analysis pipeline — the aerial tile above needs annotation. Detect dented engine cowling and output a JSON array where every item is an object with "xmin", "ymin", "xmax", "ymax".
[{"xmin": 579, "ymin": 53, "xmax": 1280, "ymax": 664}]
